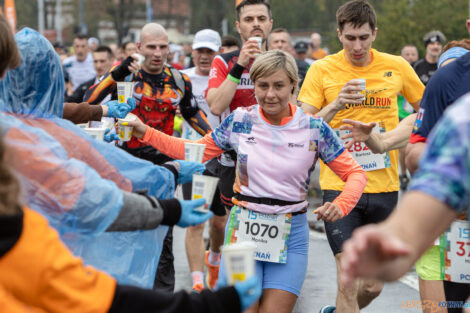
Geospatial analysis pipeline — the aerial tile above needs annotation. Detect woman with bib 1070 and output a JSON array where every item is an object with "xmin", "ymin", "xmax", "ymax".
[{"xmin": 126, "ymin": 50, "xmax": 367, "ymax": 313}]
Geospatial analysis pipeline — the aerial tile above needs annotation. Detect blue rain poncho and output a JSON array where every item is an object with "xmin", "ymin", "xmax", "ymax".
[{"xmin": 0, "ymin": 28, "xmax": 175, "ymax": 288}]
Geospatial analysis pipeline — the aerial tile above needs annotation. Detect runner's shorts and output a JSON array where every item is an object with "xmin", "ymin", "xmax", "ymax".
[
  {"xmin": 416, "ymin": 245, "xmax": 441, "ymax": 280},
  {"xmin": 219, "ymin": 207, "xmax": 309, "ymax": 296},
  {"xmin": 323, "ymin": 190, "xmax": 398, "ymax": 255},
  {"xmin": 218, "ymin": 164, "xmax": 236, "ymax": 207},
  {"xmin": 182, "ymin": 159, "xmax": 225, "ymax": 216}
]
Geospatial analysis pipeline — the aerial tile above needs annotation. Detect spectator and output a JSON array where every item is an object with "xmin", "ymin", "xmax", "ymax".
[
  {"xmin": 310, "ymin": 32, "xmax": 328, "ymax": 60},
  {"xmin": 63, "ymin": 34, "xmax": 96, "ymax": 92},
  {"xmin": 401, "ymin": 44, "xmax": 419, "ymax": 64},
  {"xmin": 220, "ymin": 35, "xmax": 240, "ymax": 54},
  {"xmin": 88, "ymin": 37, "xmax": 100, "ymax": 52},
  {"xmin": 65, "ymin": 45, "xmax": 115, "ymax": 103},
  {"xmin": 413, "ymin": 30, "xmax": 446, "ymax": 85},
  {"xmin": 122, "ymin": 41, "xmax": 137, "ymax": 58},
  {"xmin": 268, "ymin": 28, "xmax": 309, "ymax": 89},
  {"xmin": 294, "ymin": 41, "xmax": 313, "ymax": 65}
]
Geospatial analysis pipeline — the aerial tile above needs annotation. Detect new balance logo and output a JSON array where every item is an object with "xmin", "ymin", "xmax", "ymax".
[{"xmin": 383, "ymin": 71, "xmax": 392, "ymax": 77}]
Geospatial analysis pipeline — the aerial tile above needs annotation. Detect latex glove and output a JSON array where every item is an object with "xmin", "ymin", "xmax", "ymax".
[
  {"xmin": 104, "ymin": 129, "xmax": 119, "ymax": 142},
  {"xmin": 176, "ymin": 198, "xmax": 213, "ymax": 227},
  {"xmin": 105, "ymin": 98, "xmax": 137, "ymax": 119},
  {"xmin": 234, "ymin": 276, "xmax": 262, "ymax": 311},
  {"xmin": 175, "ymin": 160, "xmax": 205, "ymax": 184}
]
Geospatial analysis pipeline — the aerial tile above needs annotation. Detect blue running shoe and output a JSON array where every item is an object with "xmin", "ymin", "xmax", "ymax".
[{"xmin": 319, "ymin": 305, "xmax": 336, "ymax": 313}]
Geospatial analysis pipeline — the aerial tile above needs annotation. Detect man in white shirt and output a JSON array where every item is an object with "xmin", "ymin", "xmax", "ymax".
[
  {"xmin": 63, "ymin": 34, "xmax": 96, "ymax": 92},
  {"xmin": 180, "ymin": 29, "xmax": 227, "ymax": 293}
]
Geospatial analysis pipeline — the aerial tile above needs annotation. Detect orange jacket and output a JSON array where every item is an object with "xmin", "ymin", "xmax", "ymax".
[{"xmin": 0, "ymin": 208, "xmax": 116, "ymax": 313}]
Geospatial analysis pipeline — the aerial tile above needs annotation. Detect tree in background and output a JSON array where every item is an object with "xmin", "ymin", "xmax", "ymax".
[
  {"xmin": 190, "ymin": 0, "xmax": 229, "ymax": 34},
  {"xmin": 374, "ymin": 0, "xmax": 469, "ymax": 56}
]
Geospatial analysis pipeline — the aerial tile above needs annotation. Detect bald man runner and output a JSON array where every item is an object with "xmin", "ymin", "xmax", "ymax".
[{"xmin": 84, "ymin": 23, "xmax": 212, "ymax": 292}]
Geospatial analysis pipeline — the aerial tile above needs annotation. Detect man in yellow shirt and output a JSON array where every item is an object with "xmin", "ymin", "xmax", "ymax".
[{"xmin": 298, "ymin": 1, "xmax": 424, "ymax": 313}]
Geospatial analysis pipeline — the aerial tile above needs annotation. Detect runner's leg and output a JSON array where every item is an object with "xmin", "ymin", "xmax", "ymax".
[
  {"xmin": 335, "ymin": 252, "xmax": 360, "ymax": 313},
  {"xmin": 419, "ymin": 279, "xmax": 447, "ymax": 313},
  {"xmin": 353, "ymin": 192, "xmax": 398, "ymax": 308},
  {"xmin": 323, "ymin": 190, "xmax": 365, "ymax": 313},
  {"xmin": 259, "ymin": 289, "xmax": 298, "ymax": 313},
  {"xmin": 357, "ymin": 278, "xmax": 384, "ymax": 309}
]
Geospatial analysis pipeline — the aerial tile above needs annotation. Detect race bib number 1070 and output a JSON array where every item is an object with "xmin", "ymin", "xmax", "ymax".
[{"xmin": 225, "ymin": 206, "xmax": 291, "ymax": 264}]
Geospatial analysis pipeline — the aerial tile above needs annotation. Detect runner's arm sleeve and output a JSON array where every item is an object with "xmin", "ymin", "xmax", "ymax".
[
  {"xmin": 106, "ymin": 192, "xmax": 182, "ymax": 231},
  {"xmin": 83, "ymin": 64, "xmax": 122, "ymax": 104},
  {"xmin": 108, "ymin": 284, "xmax": 241, "ymax": 313},
  {"xmin": 62, "ymin": 102, "xmax": 103, "ymax": 124},
  {"xmin": 297, "ymin": 63, "xmax": 325, "ymax": 111},
  {"xmin": 317, "ymin": 120, "xmax": 366, "ymax": 216},
  {"xmin": 326, "ymin": 150, "xmax": 367, "ymax": 216},
  {"xmin": 140, "ymin": 126, "xmax": 224, "ymax": 162},
  {"xmin": 179, "ymin": 75, "xmax": 212, "ymax": 136}
]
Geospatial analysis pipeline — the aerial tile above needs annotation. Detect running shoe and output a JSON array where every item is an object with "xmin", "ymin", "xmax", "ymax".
[
  {"xmin": 205, "ymin": 251, "xmax": 220, "ymax": 290},
  {"xmin": 191, "ymin": 282, "xmax": 204, "ymax": 294},
  {"xmin": 319, "ymin": 305, "xmax": 336, "ymax": 313}
]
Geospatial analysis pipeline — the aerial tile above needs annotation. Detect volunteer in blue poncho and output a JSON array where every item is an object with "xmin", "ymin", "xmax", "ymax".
[{"xmin": 0, "ymin": 27, "xmax": 208, "ymax": 288}]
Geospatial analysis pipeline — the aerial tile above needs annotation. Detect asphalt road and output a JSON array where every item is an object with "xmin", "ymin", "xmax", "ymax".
[{"xmin": 173, "ymin": 207, "xmax": 420, "ymax": 313}]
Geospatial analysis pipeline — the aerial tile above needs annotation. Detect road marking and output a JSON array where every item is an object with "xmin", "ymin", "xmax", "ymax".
[{"xmin": 309, "ymin": 230, "xmax": 419, "ymax": 291}]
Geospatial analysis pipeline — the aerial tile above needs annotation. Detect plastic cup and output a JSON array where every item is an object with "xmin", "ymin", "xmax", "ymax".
[
  {"xmin": 222, "ymin": 242, "xmax": 257, "ymax": 284},
  {"xmin": 184, "ymin": 142, "xmax": 206, "ymax": 163},
  {"xmin": 117, "ymin": 82, "xmax": 135, "ymax": 104},
  {"xmin": 191, "ymin": 174, "xmax": 219, "ymax": 212},
  {"xmin": 355, "ymin": 78, "xmax": 366, "ymax": 100},
  {"xmin": 117, "ymin": 113, "xmax": 138, "ymax": 142},
  {"xmin": 83, "ymin": 127, "xmax": 106, "ymax": 141},
  {"xmin": 132, "ymin": 53, "xmax": 145, "ymax": 73},
  {"xmin": 249, "ymin": 36, "xmax": 262, "ymax": 55}
]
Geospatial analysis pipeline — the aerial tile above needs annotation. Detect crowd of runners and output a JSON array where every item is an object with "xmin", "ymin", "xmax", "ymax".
[{"xmin": 1, "ymin": 0, "xmax": 470, "ymax": 312}]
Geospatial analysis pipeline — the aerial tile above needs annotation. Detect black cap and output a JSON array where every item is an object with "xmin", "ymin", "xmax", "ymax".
[{"xmin": 294, "ymin": 41, "xmax": 309, "ymax": 53}]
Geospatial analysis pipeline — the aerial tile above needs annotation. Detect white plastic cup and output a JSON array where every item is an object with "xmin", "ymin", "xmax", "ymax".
[
  {"xmin": 184, "ymin": 142, "xmax": 206, "ymax": 163},
  {"xmin": 249, "ymin": 36, "xmax": 262, "ymax": 55},
  {"xmin": 117, "ymin": 82, "xmax": 135, "ymax": 104},
  {"xmin": 132, "ymin": 53, "xmax": 145, "ymax": 73},
  {"xmin": 83, "ymin": 127, "xmax": 106, "ymax": 141},
  {"xmin": 222, "ymin": 242, "xmax": 257, "ymax": 285},
  {"xmin": 191, "ymin": 174, "xmax": 219, "ymax": 212},
  {"xmin": 354, "ymin": 78, "xmax": 366, "ymax": 100},
  {"xmin": 117, "ymin": 113, "xmax": 138, "ymax": 142}
]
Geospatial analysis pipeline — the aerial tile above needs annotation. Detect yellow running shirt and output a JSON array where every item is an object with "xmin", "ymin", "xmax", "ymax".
[{"xmin": 298, "ymin": 49, "xmax": 424, "ymax": 193}]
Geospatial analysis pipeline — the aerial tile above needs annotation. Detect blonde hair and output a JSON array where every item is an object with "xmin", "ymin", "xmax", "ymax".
[{"xmin": 250, "ymin": 49, "xmax": 299, "ymax": 94}]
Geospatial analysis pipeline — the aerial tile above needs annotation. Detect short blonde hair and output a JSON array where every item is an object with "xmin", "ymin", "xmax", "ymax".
[
  {"xmin": 0, "ymin": 15, "xmax": 21, "ymax": 75},
  {"xmin": 250, "ymin": 49, "xmax": 298, "ymax": 93}
]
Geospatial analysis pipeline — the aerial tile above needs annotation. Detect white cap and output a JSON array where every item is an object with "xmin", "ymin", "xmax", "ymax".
[{"xmin": 192, "ymin": 29, "xmax": 221, "ymax": 52}]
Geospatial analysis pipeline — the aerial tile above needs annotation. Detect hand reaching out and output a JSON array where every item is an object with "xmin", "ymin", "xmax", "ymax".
[{"xmin": 340, "ymin": 119, "xmax": 377, "ymax": 150}]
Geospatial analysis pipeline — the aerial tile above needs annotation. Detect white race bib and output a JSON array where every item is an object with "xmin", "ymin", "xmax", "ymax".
[
  {"xmin": 225, "ymin": 206, "xmax": 291, "ymax": 263},
  {"xmin": 442, "ymin": 220, "xmax": 470, "ymax": 282},
  {"xmin": 336, "ymin": 124, "xmax": 391, "ymax": 172}
]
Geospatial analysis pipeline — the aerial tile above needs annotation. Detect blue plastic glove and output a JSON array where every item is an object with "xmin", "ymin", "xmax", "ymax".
[
  {"xmin": 105, "ymin": 98, "xmax": 137, "ymax": 119},
  {"xmin": 104, "ymin": 129, "xmax": 120, "ymax": 142},
  {"xmin": 234, "ymin": 276, "xmax": 262, "ymax": 311},
  {"xmin": 177, "ymin": 198, "xmax": 213, "ymax": 227},
  {"xmin": 175, "ymin": 160, "xmax": 205, "ymax": 184}
]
